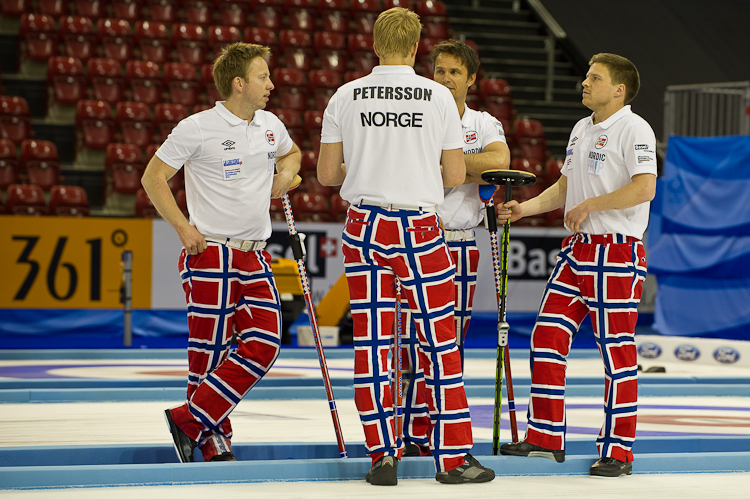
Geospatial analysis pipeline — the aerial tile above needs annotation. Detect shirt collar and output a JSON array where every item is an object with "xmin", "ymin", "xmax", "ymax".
[
  {"xmin": 461, "ymin": 104, "xmax": 474, "ymax": 127},
  {"xmin": 214, "ymin": 101, "xmax": 265, "ymax": 127},
  {"xmin": 587, "ymin": 105, "xmax": 632, "ymax": 129},
  {"xmin": 371, "ymin": 65, "xmax": 417, "ymax": 76}
]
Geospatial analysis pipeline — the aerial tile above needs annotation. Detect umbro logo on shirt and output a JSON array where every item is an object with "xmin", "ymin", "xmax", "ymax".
[{"xmin": 222, "ymin": 140, "xmax": 235, "ymax": 150}]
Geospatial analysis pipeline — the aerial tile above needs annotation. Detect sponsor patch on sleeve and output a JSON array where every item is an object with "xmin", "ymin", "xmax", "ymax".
[{"xmin": 634, "ymin": 143, "xmax": 656, "ymax": 165}]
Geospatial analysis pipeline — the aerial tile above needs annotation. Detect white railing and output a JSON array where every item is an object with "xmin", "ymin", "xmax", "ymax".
[{"xmin": 663, "ymin": 81, "xmax": 750, "ymax": 142}]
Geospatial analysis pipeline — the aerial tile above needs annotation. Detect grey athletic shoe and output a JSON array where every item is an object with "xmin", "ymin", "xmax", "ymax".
[
  {"xmin": 500, "ymin": 440, "xmax": 565, "ymax": 463},
  {"xmin": 365, "ymin": 455, "xmax": 398, "ymax": 485},
  {"xmin": 435, "ymin": 453, "xmax": 495, "ymax": 484}
]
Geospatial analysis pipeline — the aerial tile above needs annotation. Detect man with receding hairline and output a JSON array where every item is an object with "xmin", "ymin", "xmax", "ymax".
[
  {"xmin": 318, "ymin": 8, "xmax": 495, "ymax": 486},
  {"xmin": 142, "ymin": 42, "xmax": 301, "ymax": 464},
  {"xmin": 497, "ymin": 53, "xmax": 657, "ymax": 478}
]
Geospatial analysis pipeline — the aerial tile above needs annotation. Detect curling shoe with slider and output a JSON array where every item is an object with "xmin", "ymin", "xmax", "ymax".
[
  {"xmin": 365, "ymin": 455, "xmax": 398, "ymax": 485},
  {"xmin": 435, "ymin": 453, "xmax": 495, "ymax": 484},
  {"xmin": 500, "ymin": 440, "xmax": 565, "ymax": 463},
  {"xmin": 590, "ymin": 457, "xmax": 632, "ymax": 477},
  {"xmin": 164, "ymin": 409, "xmax": 198, "ymax": 463}
]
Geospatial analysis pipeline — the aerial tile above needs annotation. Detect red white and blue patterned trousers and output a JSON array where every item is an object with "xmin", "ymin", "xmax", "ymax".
[
  {"xmin": 169, "ymin": 243, "xmax": 282, "ymax": 460},
  {"xmin": 342, "ymin": 204, "xmax": 473, "ymax": 473},
  {"xmin": 401, "ymin": 238, "xmax": 480, "ymax": 453},
  {"xmin": 525, "ymin": 233, "xmax": 646, "ymax": 463}
]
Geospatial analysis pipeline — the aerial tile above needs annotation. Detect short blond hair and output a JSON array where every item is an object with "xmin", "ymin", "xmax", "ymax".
[
  {"xmin": 213, "ymin": 42, "xmax": 271, "ymax": 100},
  {"xmin": 373, "ymin": 7, "xmax": 422, "ymax": 59},
  {"xmin": 589, "ymin": 53, "xmax": 640, "ymax": 104}
]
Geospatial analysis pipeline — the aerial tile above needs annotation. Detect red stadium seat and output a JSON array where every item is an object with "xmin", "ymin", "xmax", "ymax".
[
  {"xmin": 59, "ymin": 16, "xmax": 96, "ymax": 62},
  {"xmin": 126, "ymin": 60, "xmax": 163, "ymax": 105},
  {"xmin": 184, "ymin": 0, "xmax": 213, "ymax": 25},
  {"xmin": 49, "ymin": 185, "xmax": 90, "ymax": 216},
  {"xmin": 200, "ymin": 64, "xmax": 223, "ymax": 104},
  {"xmin": 6, "ymin": 184, "xmax": 46, "ymax": 215},
  {"xmin": 193, "ymin": 104, "xmax": 212, "ymax": 113},
  {"xmin": 309, "ymin": 70, "xmax": 341, "ymax": 109},
  {"xmin": 167, "ymin": 168, "xmax": 184, "ymax": 193},
  {"xmin": 164, "ymin": 62, "xmax": 199, "ymax": 107},
  {"xmin": 97, "ymin": 18, "xmax": 134, "ymax": 63},
  {"xmin": 314, "ymin": 32, "xmax": 347, "ymax": 73},
  {"xmin": 299, "ymin": 149, "xmax": 318, "ymax": 174},
  {"xmin": 303, "ymin": 110, "xmax": 323, "ymax": 150},
  {"xmin": 511, "ymin": 157, "xmax": 544, "ymax": 179},
  {"xmin": 350, "ymin": 0, "xmax": 379, "ymax": 34},
  {"xmin": 517, "ymin": 137, "xmax": 548, "ymax": 163},
  {"xmin": 106, "ymin": 142, "xmax": 141, "ymax": 168},
  {"xmin": 207, "ymin": 25, "xmax": 242, "ymax": 60},
  {"xmin": 146, "ymin": 0, "xmax": 177, "ymax": 23},
  {"xmin": 384, "ymin": 0, "xmax": 413, "ymax": 9},
  {"xmin": 106, "ymin": 143, "xmax": 144, "ymax": 195},
  {"xmin": 480, "ymin": 78, "xmax": 514, "ymax": 121},
  {"xmin": 1, "ymin": 0, "xmax": 31, "ymax": 19},
  {"xmin": 416, "ymin": 0, "xmax": 447, "ymax": 18},
  {"xmin": 292, "ymin": 191, "xmax": 330, "ymax": 222},
  {"xmin": 285, "ymin": 0, "xmax": 316, "ymax": 31},
  {"xmin": 155, "ymin": 103, "xmax": 189, "ymax": 141},
  {"xmin": 36, "ymin": 0, "xmax": 67, "ymax": 18},
  {"xmin": 514, "ymin": 117, "xmax": 545, "ymax": 140},
  {"xmin": 300, "ymin": 172, "xmax": 332, "ymax": 196},
  {"xmin": 19, "ymin": 13, "xmax": 57, "ymax": 62},
  {"xmin": 545, "ymin": 158, "xmax": 563, "ymax": 186},
  {"xmin": 243, "ymin": 27, "xmax": 277, "ymax": 48},
  {"xmin": 73, "ymin": 0, "xmax": 104, "ymax": 20},
  {"xmin": 87, "ymin": 58, "xmax": 124, "ymax": 105},
  {"xmin": 76, "ymin": 99, "xmax": 115, "ymax": 150},
  {"xmin": 135, "ymin": 21, "xmax": 172, "ymax": 65},
  {"xmin": 348, "ymin": 34, "xmax": 377, "ymax": 73},
  {"xmin": 422, "ymin": 20, "xmax": 448, "ymax": 39},
  {"xmin": 318, "ymin": 0, "xmax": 349, "ymax": 33},
  {"xmin": 0, "ymin": 138, "xmax": 19, "ymax": 190},
  {"xmin": 145, "ymin": 143, "xmax": 160, "ymax": 161},
  {"xmin": 272, "ymin": 68, "xmax": 307, "ymax": 111},
  {"xmin": 173, "ymin": 23, "xmax": 208, "ymax": 66},
  {"xmin": 111, "ymin": 0, "xmax": 141, "ymax": 22},
  {"xmin": 218, "ymin": 1, "xmax": 249, "ymax": 29},
  {"xmin": 48, "ymin": 56, "xmax": 85, "ymax": 106},
  {"xmin": 136, "ymin": 187, "xmax": 159, "ymax": 217},
  {"xmin": 252, "ymin": 1, "xmax": 282, "ymax": 30},
  {"xmin": 344, "ymin": 70, "xmax": 367, "ymax": 83},
  {"xmin": 273, "ymin": 108, "xmax": 304, "ymax": 146},
  {"xmin": 20, "ymin": 139, "xmax": 63, "ymax": 191},
  {"xmin": 279, "ymin": 30, "xmax": 313, "ymax": 71},
  {"xmin": 116, "ymin": 101, "xmax": 154, "ymax": 148},
  {"xmin": 330, "ymin": 192, "xmax": 348, "ymax": 222},
  {"xmin": 269, "ymin": 197, "xmax": 285, "ymax": 221},
  {"xmin": 0, "ymin": 96, "xmax": 33, "ymax": 146}
]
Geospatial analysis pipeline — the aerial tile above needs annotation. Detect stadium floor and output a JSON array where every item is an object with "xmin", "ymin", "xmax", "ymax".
[{"xmin": 0, "ymin": 348, "xmax": 749, "ymax": 497}]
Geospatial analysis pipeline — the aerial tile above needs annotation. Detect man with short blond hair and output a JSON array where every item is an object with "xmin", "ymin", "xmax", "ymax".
[
  {"xmin": 142, "ymin": 42, "xmax": 301, "ymax": 464},
  {"xmin": 497, "ymin": 53, "xmax": 656, "ymax": 478},
  {"xmin": 318, "ymin": 8, "xmax": 494, "ymax": 486}
]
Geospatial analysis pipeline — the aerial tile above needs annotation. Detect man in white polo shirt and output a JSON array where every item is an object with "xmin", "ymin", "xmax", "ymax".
[
  {"xmin": 141, "ymin": 42, "xmax": 301, "ymax": 463},
  {"xmin": 497, "ymin": 53, "xmax": 657, "ymax": 478},
  {"xmin": 401, "ymin": 39, "xmax": 511, "ymax": 459},
  {"xmin": 317, "ymin": 8, "xmax": 494, "ymax": 486}
]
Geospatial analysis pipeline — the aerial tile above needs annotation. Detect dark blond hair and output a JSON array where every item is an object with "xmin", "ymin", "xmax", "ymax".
[
  {"xmin": 589, "ymin": 53, "xmax": 640, "ymax": 104},
  {"xmin": 373, "ymin": 7, "xmax": 422, "ymax": 59},
  {"xmin": 213, "ymin": 42, "xmax": 271, "ymax": 100},
  {"xmin": 430, "ymin": 39, "xmax": 480, "ymax": 78}
]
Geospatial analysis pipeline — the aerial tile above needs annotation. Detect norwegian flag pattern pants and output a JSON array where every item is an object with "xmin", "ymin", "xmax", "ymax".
[
  {"xmin": 169, "ymin": 243, "xmax": 282, "ymax": 458},
  {"xmin": 342, "ymin": 204, "xmax": 473, "ymax": 473},
  {"xmin": 401, "ymin": 239, "xmax": 480, "ymax": 451},
  {"xmin": 525, "ymin": 233, "xmax": 646, "ymax": 463}
]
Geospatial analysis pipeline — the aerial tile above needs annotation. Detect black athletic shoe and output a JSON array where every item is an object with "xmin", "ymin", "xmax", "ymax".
[
  {"xmin": 590, "ymin": 457, "xmax": 632, "ymax": 477},
  {"xmin": 164, "ymin": 409, "xmax": 197, "ymax": 463},
  {"xmin": 365, "ymin": 455, "xmax": 398, "ymax": 486},
  {"xmin": 402, "ymin": 443, "xmax": 422, "ymax": 457},
  {"xmin": 500, "ymin": 440, "xmax": 565, "ymax": 463},
  {"xmin": 210, "ymin": 452, "xmax": 237, "ymax": 461},
  {"xmin": 435, "ymin": 453, "xmax": 495, "ymax": 484}
]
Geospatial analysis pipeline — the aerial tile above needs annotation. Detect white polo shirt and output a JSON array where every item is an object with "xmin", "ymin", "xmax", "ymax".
[
  {"xmin": 320, "ymin": 65, "xmax": 463, "ymax": 207},
  {"xmin": 156, "ymin": 101, "xmax": 293, "ymax": 241},
  {"xmin": 562, "ymin": 105, "xmax": 657, "ymax": 239},
  {"xmin": 439, "ymin": 105, "xmax": 507, "ymax": 230}
]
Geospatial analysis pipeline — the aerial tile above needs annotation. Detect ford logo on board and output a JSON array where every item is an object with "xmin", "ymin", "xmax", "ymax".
[
  {"xmin": 713, "ymin": 347, "xmax": 740, "ymax": 364},
  {"xmin": 638, "ymin": 342, "xmax": 662, "ymax": 359},
  {"xmin": 675, "ymin": 345, "xmax": 700, "ymax": 361}
]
